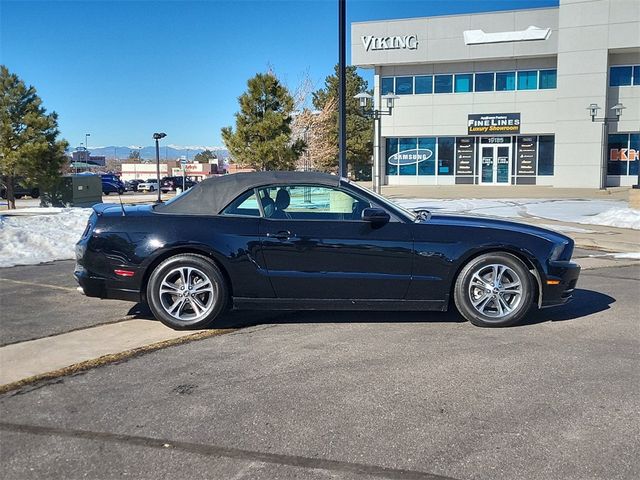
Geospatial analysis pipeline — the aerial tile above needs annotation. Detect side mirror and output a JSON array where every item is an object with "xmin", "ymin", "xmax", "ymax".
[{"xmin": 361, "ymin": 207, "xmax": 390, "ymax": 225}]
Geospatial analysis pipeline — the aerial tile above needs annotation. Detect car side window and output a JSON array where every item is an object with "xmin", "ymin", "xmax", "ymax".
[
  {"xmin": 221, "ymin": 189, "xmax": 261, "ymax": 217},
  {"xmin": 257, "ymin": 185, "xmax": 371, "ymax": 221}
]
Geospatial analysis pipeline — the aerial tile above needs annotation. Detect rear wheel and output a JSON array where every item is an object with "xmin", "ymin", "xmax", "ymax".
[
  {"xmin": 149, "ymin": 186, "xmax": 154, "ymax": 192},
  {"xmin": 30, "ymin": 189, "xmax": 40, "ymax": 199},
  {"xmin": 147, "ymin": 253, "xmax": 228, "ymax": 329},
  {"xmin": 454, "ymin": 252, "xmax": 534, "ymax": 327}
]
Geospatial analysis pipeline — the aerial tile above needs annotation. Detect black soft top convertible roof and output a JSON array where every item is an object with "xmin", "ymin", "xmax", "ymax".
[{"xmin": 154, "ymin": 171, "xmax": 342, "ymax": 215}]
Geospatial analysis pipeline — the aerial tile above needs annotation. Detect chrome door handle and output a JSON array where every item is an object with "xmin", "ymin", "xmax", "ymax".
[{"xmin": 267, "ymin": 230, "xmax": 291, "ymax": 240}]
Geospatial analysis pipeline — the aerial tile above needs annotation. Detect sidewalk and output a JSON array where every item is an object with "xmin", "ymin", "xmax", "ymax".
[
  {"xmin": 0, "ymin": 320, "xmax": 225, "ymax": 389},
  {"xmin": 372, "ymin": 184, "xmax": 633, "ymax": 200},
  {"xmin": 364, "ymin": 183, "xmax": 639, "ymax": 254}
]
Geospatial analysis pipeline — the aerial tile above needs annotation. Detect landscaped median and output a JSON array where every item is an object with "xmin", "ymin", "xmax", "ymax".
[{"xmin": 0, "ymin": 320, "xmax": 234, "ymax": 394}]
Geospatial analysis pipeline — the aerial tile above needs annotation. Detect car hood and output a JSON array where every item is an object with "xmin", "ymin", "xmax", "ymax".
[{"xmin": 421, "ymin": 213, "xmax": 572, "ymax": 244}]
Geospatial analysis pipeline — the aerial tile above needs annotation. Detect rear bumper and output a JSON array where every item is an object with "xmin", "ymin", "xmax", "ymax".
[
  {"xmin": 541, "ymin": 260, "xmax": 581, "ymax": 308},
  {"xmin": 74, "ymin": 265, "xmax": 141, "ymax": 302}
]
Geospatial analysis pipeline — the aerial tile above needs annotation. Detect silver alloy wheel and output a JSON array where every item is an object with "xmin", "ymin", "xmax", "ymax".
[
  {"xmin": 468, "ymin": 263, "xmax": 523, "ymax": 321},
  {"xmin": 158, "ymin": 266, "xmax": 216, "ymax": 323}
]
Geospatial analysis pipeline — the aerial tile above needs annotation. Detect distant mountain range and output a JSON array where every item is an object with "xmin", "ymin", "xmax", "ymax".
[{"xmin": 81, "ymin": 145, "xmax": 230, "ymax": 161}]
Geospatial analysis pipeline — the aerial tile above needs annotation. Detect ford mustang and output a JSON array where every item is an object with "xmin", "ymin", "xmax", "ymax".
[{"xmin": 75, "ymin": 171, "xmax": 580, "ymax": 328}]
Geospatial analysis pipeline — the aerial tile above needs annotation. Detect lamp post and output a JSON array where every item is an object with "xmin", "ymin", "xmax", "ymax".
[
  {"xmin": 338, "ymin": 0, "xmax": 347, "ymax": 178},
  {"xmin": 85, "ymin": 133, "xmax": 91, "ymax": 171},
  {"xmin": 153, "ymin": 132, "xmax": 167, "ymax": 203},
  {"xmin": 355, "ymin": 91, "xmax": 400, "ymax": 194},
  {"xmin": 588, "ymin": 103, "xmax": 625, "ymax": 190}
]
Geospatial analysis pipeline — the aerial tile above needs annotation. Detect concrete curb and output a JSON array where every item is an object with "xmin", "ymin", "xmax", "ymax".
[{"xmin": 0, "ymin": 322, "xmax": 235, "ymax": 393}]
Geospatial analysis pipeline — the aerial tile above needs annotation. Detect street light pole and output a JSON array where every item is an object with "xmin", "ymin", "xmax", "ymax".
[
  {"xmin": 355, "ymin": 92, "xmax": 399, "ymax": 194},
  {"xmin": 338, "ymin": 0, "xmax": 347, "ymax": 179},
  {"xmin": 588, "ymin": 103, "xmax": 625, "ymax": 190},
  {"xmin": 85, "ymin": 133, "xmax": 90, "ymax": 171},
  {"xmin": 153, "ymin": 132, "xmax": 167, "ymax": 203}
]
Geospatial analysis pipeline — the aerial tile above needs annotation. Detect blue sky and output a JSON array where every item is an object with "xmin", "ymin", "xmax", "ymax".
[{"xmin": 1, "ymin": 0, "xmax": 557, "ymax": 149}]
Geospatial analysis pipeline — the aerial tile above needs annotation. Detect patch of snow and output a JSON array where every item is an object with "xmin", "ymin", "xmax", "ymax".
[
  {"xmin": 610, "ymin": 252, "xmax": 640, "ymax": 259},
  {"xmin": 0, "ymin": 208, "xmax": 92, "ymax": 268},
  {"xmin": 579, "ymin": 208, "xmax": 640, "ymax": 230},
  {"xmin": 395, "ymin": 198, "xmax": 639, "ymax": 230}
]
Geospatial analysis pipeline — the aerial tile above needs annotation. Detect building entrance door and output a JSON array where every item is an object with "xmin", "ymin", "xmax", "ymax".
[{"xmin": 480, "ymin": 145, "xmax": 511, "ymax": 185}]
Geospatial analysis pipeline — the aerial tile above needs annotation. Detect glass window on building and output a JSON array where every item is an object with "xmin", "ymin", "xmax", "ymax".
[
  {"xmin": 415, "ymin": 75, "xmax": 433, "ymax": 94},
  {"xmin": 495, "ymin": 72, "xmax": 516, "ymax": 91},
  {"xmin": 398, "ymin": 138, "xmax": 418, "ymax": 175},
  {"xmin": 395, "ymin": 76, "xmax": 414, "ymax": 95},
  {"xmin": 610, "ymin": 66, "xmax": 633, "ymax": 87},
  {"xmin": 454, "ymin": 74, "xmax": 473, "ymax": 93},
  {"xmin": 538, "ymin": 136, "xmax": 555, "ymax": 176},
  {"xmin": 630, "ymin": 134, "xmax": 639, "ymax": 176},
  {"xmin": 633, "ymin": 66, "xmax": 640, "ymax": 86},
  {"xmin": 517, "ymin": 71, "xmax": 538, "ymax": 90},
  {"xmin": 607, "ymin": 134, "xmax": 630, "ymax": 175},
  {"xmin": 386, "ymin": 138, "xmax": 399, "ymax": 175},
  {"xmin": 474, "ymin": 72, "xmax": 494, "ymax": 92},
  {"xmin": 437, "ymin": 137, "xmax": 455, "ymax": 175},
  {"xmin": 539, "ymin": 69, "xmax": 557, "ymax": 89},
  {"xmin": 381, "ymin": 77, "xmax": 395, "ymax": 95},
  {"xmin": 417, "ymin": 137, "xmax": 436, "ymax": 175},
  {"xmin": 434, "ymin": 74, "xmax": 453, "ymax": 93}
]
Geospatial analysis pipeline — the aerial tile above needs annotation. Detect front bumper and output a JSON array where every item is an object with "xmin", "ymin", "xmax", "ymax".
[{"xmin": 541, "ymin": 260, "xmax": 581, "ymax": 308}]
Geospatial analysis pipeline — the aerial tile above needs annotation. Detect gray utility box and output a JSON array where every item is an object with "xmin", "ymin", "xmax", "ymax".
[{"xmin": 40, "ymin": 175, "xmax": 103, "ymax": 207}]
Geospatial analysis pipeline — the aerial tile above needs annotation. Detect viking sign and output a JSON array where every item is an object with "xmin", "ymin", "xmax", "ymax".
[
  {"xmin": 387, "ymin": 148, "xmax": 433, "ymax": 166},
  {"xmin": 361, "ymin": 35, "xmax": 418, "ymax": 52}
]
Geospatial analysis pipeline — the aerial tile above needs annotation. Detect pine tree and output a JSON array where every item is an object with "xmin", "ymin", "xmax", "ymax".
[
  {"xmin": 222, "ymin": 72, "xmax": 304, "ymax": 171},
  {"xmin": 312, "ymin": 65, "xmax": 373, "ymax": 177},
  {"xmin": 193, "ymin": 150, "xmax": 217, "ymax": 163},
  {"xmin": 0, "ymin": 66, "xmax": 68, "ymax": 209}
]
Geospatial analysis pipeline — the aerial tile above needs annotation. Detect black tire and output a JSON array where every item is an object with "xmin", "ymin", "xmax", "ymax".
[
  {"xmin": 147, "ymin": 253, "xmax": 228, "ymax": 329},
  {"xmin": 103, "ymin": 191, "xmax": 110, "ymax": 196},
  {"xmin": 14, "ymin": 194, "xmax": 23, "ymax": 199},
  {"xmin": 118, "ymin": 188, "xmax": 124, "ymax": 195},
  {"xmin": 30, "ymin": 189, "xmax": 40, "ymax": 199},
  {"xmin": 149, "ymin": 186, "xmax": 154, "ymax": 192},
  {"xmin": 454, "ymin": 252, "xmax": 534, "ymax": 327}
]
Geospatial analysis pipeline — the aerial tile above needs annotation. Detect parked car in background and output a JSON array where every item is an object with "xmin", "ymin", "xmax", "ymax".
[
  {"xmin": 125, "ymin": 179, "xmax": 143, "ymax": 192},
  {"xmin": 76, "ymin": 171, "xmax": 580, "ymax": 330},
  {"xmin": 100, "ymin": 174, "xmax": 125, "ymax": 195},
  {"xmin": 138, "ymin": 179, "xmax": 159, "ymax": 192},
  {"xmin": 160, "ymin": 176, "xmax": 196, "ymax": 193},
  {"xmin": 0, "ymin": 178, "xmax": 39, "ymax": 199}
]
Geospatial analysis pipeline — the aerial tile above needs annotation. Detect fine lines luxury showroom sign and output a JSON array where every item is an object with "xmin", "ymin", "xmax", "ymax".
[{"xmin": 468, "ymin": 113, "xmax": 521, "ymax": 135}]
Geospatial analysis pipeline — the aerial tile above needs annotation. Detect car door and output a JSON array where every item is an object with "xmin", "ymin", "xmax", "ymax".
[{"xmin": 257, "ymin": 184, "xmax": 413, "ymax": 300}]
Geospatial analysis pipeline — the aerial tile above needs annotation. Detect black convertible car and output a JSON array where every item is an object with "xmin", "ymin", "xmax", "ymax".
[{"xmin": 75, "ymin": 171, "xmax": 580, "ymax": 328}]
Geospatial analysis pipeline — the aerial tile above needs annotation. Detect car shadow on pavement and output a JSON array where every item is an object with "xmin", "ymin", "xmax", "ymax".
[
  {"xmin": 519, "ymin": 288, "xmax": 615, "ymax": 326},
  {"xmin": 125, "ymin": 288, "xmax": 614, "ymax": 330}
]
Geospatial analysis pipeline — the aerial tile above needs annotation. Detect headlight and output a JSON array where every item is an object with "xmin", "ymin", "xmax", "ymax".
[{"xmin": 549, "ymin": 242, "xmax": 567, "ymax": 261}]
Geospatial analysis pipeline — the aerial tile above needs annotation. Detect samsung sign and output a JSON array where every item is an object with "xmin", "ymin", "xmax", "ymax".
[
  {"xmin": 387, "ymin": 148, "xmax": 432, "ymax": 166},
  {"xmin": 361, "ymin": 35, "xmax": 418, "ymax": 51}
]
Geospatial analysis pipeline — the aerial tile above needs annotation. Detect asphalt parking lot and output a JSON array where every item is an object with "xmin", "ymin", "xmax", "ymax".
[{"xmin": 0, "ymin": 254, "xmax": 639, "ymax": 479}]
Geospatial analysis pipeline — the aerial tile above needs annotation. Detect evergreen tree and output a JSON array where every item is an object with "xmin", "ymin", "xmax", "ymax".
[
  {"xmin": 193, "ymin": 149, "xmax": 217, "ymax": 163},
  {"xmin": 312, "ymin": 65, "xmax": 373, "ymax": 177},
  {"xmin": 222, "ymin": 72, "xmax": 304, "ymax": 171},
  {"xmin": 1, "ymin": 65, "xmax": 68, "ymax": 209}
]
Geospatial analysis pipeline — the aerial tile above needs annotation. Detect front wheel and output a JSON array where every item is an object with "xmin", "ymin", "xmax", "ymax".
[
  {"xmin": 147, "ymin": 253, "xmax": 228, "ymax": 329},
  {"xmin": 454, "ymin": 252, "xmax": 534, "ymax": 327},
  {"xmin": 148, "ymin": 186, "xmax": 154, "ymax": 192}
]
